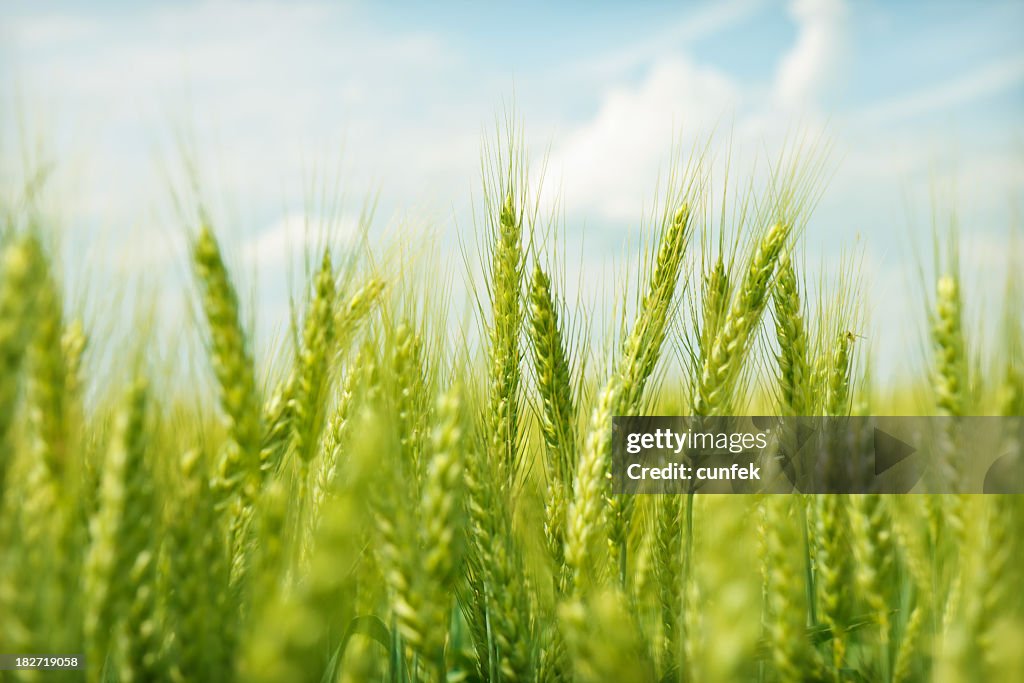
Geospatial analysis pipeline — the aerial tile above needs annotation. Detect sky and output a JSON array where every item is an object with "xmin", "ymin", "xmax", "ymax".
[{"xmin": 1, "ymin": 0, "xmax": 1022, "ymax": 379}]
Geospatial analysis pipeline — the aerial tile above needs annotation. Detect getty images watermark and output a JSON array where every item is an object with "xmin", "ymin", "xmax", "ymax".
[{"xmin": 611, "ymin": 416, "xmax": 1023, "ymax": 494}]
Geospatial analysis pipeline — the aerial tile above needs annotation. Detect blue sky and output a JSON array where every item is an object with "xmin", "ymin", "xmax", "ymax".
[{"xmin": 1, "ymin": 0, "xmax": 1022, "ymax": 377}]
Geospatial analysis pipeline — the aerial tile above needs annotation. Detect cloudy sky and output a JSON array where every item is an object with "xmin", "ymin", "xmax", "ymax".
[{"xmin": 1, "ymin": 0, "xmax": 1022, "ymax": 376}]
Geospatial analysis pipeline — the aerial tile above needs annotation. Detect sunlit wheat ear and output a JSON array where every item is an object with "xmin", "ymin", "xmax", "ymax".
[
  {"xmin": 334, "ymin": 276, "xmax": 385, "ymax": 340},
  {"xmin": 654, "ymin": 495, "xmax": 685, "ymax": 675},
  {"xmin": 619, "ymin": 202, "xmax": 691, "ymax": 411},
  {"xmin": 565, "ymin": 380, "xmax": 618, "ymax": 590},
  {"xmin": 27, "ymin": 247, "xmax": 70, "ymax": 481},
  {"xmin": 261, "ymin": 274, "xmax": 383, "ymax": 474},
  {"xmin": 192, "ymin": 226, "xmax": 262, "ymax": 506},
  {"xmin": 695, "ymin": 222, "xmax": 790, "ymax": 416},
  {"xmin": 0, "ymin": 236, "xmax": 37, "ymax": 655},
  {"xmin": 931, "ymin": 272, "xmax": 968, "ymax": 514},
  {"xmin": 852, "ymin": 493, "xmax": 896, "ymax": 677},
  {"xmin": 464, "ymin": 376, "xmax": 534, "ymax": 681},
  {"xmin": 239, "ymin": 407, "xmax": 378, "ymax": 683},
  {"xmin": 824, "ymin": 331, "xmax": 853, "ymax": 417},
  {"xmin": 397, "ymin": 384, "xmax": 467, "ymax": 676},
  {"xmin": 528, "ymin": 263, "xmax": 576, "ymax": 486},
  {"xmin": 464, "ymin": 456, "xmax": 535, "ymax": 681},
  {"xmin": 815, "ymin": 494, "xmax": 852, "ymax": 672},
  {"xmin": 390, "ymin": 319, "xmax": 429, "ymax": 489},
  {"xmin": 543, "ymin": 476, "xmax": 570, "ymax": 594},
  {"xmin": 762, "ymin": 496, "xmax": 823, "ymax": 680},
  {"xmin": 772, "ymin": 250, "xmax": 810, "ymax": 416},
  {"xmin": 250, "ymin": 473, "xmax": 292, "ymax": 604},
  {"xmin": 528, "ymin": 263, "xmax": 577, "ymax": 591},
  {"xmin": 932, "ymin": 275, "xmax": 967, "ymax": 419},
  {"xmin": 61, "ymin": 319, "xmax": 87, "ymax": 449},
  {"xmin": 487, "ymin": 192, "xmax": 525, "ymax": 492},
  {"xmin": 255, "ymin": 259, "xmax": 334, "ymax": 602},
  {"xmin": 373, "ymin": 411, "xmax": 419, "ymax": 668},
  {"xmin": 83, "ymin": 378, "xmax": 160, "ymax": 683},
  {"xmin": 289, "ymin": 249, "xmax": 337, "ymax": 465},
  {"xmin": 537, "ymin": 626, "xmax": 570, "ymax": 683},
  {"xmin": 305, "ymin": 349, "xmax": 365, "ymax": 558},
  {"xmin": 609, "ymin": 200, "xmax": 689, "ymax": 584},
  {"xmin": 258, "ymin": 373, "xmax": 294, "ymax": 473},
  {"xmin": 699, "ymin": 254, "xmax": 730, "ymax": 365},
  {"xmin": 0, "ymin": 234, "xmax": 43, "ymax": 502},
  {"xmin": 165, "ymin": 448, "xmax": 234, "ymax": 681},
  {"xmin": 421, "ymin": 384, "xmax": 469, "ymax": 588}
]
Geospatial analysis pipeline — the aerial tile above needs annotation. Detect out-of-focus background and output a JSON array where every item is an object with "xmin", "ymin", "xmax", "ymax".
[{"xmin": 1, "ymin": 0, "xmax": 1021, "ymax": 379}]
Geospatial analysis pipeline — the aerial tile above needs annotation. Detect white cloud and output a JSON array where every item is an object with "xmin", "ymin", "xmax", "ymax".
[
  {"xmin": 243, "ymin": 212, "xmax": 360, "ymax": 271},
  {"xmin": 545, "ymin": 0, "xmax": 851, "ymax": 225},
  {"xmin": 547, "ymin": 57, "xmax": 740, "ymax": 222},
  {"xmin": 774, "ymin": 0, "xmax": 847, "ymax": 109}
]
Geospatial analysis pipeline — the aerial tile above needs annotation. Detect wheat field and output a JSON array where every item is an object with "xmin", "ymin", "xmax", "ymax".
[{"xmin": 0, "ymin": 135, "xmax": 1021, "ymax": 682}]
